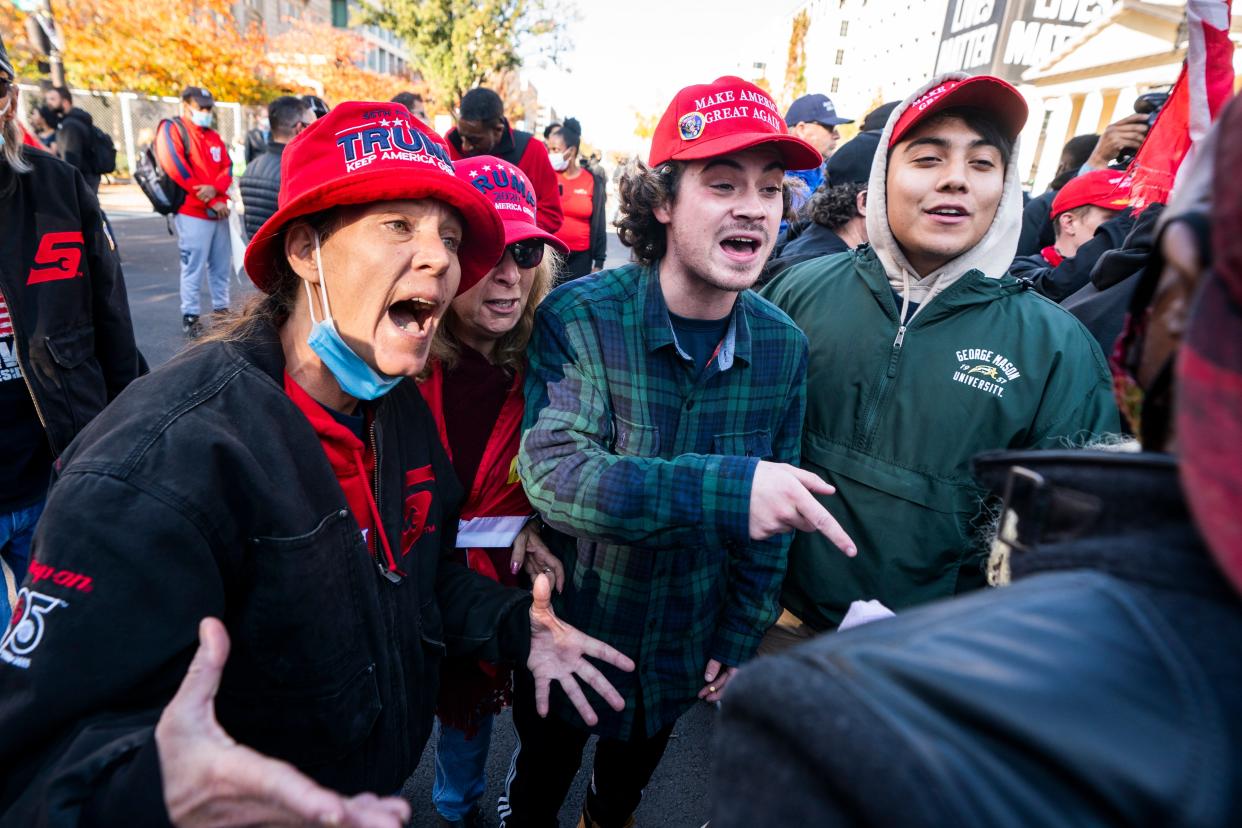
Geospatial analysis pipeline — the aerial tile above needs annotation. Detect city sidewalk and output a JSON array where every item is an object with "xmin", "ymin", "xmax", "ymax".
[{"xmin": 98, "ymin": 182, "xmax": 154, "ymax": 216}]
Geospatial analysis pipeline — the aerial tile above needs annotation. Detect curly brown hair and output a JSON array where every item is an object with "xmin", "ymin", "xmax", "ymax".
[
  {"xmin": 807, "ymin": 182, "xmax": 867, "ymax": 232},
  {"xmin": 614, "ymin": 158, "xmax": 797, "ymax": 267}
]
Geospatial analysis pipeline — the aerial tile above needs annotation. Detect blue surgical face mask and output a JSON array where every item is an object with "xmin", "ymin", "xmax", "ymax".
[
  {"xmin": 191, "ymin": 109, "xmax": 213, "ymax": 128},
  {"xmin": 304, "ymin": 232, "xmax": 404, "ymax": 401}
]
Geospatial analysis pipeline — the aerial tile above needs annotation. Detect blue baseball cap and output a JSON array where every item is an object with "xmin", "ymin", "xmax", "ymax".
[{"xmin": 784, "ymin": 94, "xmax": 853, "ymax": 129}]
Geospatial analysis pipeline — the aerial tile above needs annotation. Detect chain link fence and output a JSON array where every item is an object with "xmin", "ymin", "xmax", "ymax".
[{"xmin": 16, "ymin": 83, "xmax": 256, "ymax": 179}]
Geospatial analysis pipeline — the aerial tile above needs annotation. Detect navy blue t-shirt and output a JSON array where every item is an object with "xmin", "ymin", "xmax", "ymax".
[{"xmin": 669, "ymin": 311, "xmax": 731, "ymax": 373}]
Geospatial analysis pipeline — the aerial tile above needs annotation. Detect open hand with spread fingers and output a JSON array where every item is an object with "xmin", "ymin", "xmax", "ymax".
[{"xmin": 526, "ymin": 573, "xmax": 635, "ymax": 726}]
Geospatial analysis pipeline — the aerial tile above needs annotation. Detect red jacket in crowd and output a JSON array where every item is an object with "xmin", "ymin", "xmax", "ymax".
[
  {"xmin": 444, "ymin": 122, "xmax": 563, "ymax": 233},
  {"xmin": 154, "ymin": 116, "xmax": 232, "ymax": 220}
]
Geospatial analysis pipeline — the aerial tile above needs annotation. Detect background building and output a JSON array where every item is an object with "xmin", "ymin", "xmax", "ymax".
[
  {"xmin": 234, "ymin": 0, "xmax": 414, "ymax": 81},
  {"xmin": 759, "ymin": 0, "xmax": 1242, "ymax": 194}
]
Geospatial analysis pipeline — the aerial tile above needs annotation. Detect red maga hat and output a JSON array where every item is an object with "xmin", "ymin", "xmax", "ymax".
[
  {"xmin": 888, "ymin": 75, "xmax": 1028, "ymax": 148},
  {"xmin": 648, "ymin": 76, "xmax": 822, "ymax": 171},
  {"xmin": 454, "ymin": 155, "xmax": 569, "ymax": 254},
  {"xmin": 244, "ymin": 101, "xmax": 505, "ymax": 295},
  {"xmin": 1051, "ymin": 169, "xmax": 1132, "ymax": 217}
]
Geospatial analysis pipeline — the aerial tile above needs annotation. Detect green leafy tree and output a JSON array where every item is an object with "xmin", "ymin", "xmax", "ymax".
[
  {"xmin": 783, "ymin": 9, "xmax": 809, "ymax": 106},
  {"xmin": 364, "ymin": 0, "xmax": 568, "ymax": 118}
]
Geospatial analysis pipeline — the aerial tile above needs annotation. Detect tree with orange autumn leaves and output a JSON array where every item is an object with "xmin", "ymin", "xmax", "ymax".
[{"xmin": 0, "ymin": 0, "xmax": 416, "ymax": 105}]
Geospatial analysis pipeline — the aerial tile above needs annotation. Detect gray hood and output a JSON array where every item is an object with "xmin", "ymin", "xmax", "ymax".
[{"xmin": 864, "ymin": 72, "xmax": 1025, "ymax": 311}]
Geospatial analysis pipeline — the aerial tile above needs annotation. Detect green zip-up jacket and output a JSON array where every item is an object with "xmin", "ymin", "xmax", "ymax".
[{"xmin": 761, "ymin": 246, "xmax": 1120, "ymax": 629}]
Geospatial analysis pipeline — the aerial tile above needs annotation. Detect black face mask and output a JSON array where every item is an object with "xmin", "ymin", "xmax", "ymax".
[{"xmin": 38, "ymin": 106, "xmax": 61, "ymax": 130}]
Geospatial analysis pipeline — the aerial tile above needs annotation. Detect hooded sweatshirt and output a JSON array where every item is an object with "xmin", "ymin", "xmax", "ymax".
[
  {"xmin": 865, "ymin": 72, "xmax": 1027, "ymax": 313},
  {"xmin": 761, "ymin": 73, "xmax": 1120, "ymax": 630}
]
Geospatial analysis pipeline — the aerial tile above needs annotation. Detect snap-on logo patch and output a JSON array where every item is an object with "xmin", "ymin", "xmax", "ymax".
[{"xmin": 1, "ymin": 589, "xmax": 68, "ymax": 669}]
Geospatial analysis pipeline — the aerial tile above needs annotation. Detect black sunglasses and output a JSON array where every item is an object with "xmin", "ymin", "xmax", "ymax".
[
  {"xmin": 507, "ymin": 239, "xmax": 545, "ymax": 269},
  {"xmin": 0, "ymin": 78, "xmax": 12, "ymax": 98}
]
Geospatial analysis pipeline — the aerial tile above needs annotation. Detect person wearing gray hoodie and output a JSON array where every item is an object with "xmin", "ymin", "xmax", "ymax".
[{"xmin": 759, "ymin": 74, "xmax": 1120, "ymax": 644}]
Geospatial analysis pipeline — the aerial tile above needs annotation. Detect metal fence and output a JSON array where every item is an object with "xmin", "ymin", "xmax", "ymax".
[{"xmin": 16, "ymin": 83, "xmax": 253, "ymax": 179}]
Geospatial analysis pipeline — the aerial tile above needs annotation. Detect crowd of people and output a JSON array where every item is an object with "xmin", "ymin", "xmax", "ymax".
[{"xmin": 1, "ymin": 24, "xmax": 1241, "ymax": 828}]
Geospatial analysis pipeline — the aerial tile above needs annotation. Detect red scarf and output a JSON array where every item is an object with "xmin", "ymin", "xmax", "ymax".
[
  {"xmin": 419, "ymin": 359, "xmax": 533, "ymax": 582},
  {"xmin": 420, "ymin": 358, "xmax": 533, "ymax": 735},
  {"xmin": 1040, "ymin": 245, "xmax": 1065, "ymax": 268},
  {"xmin": 284, "ymin": 374, "xmax": 401, "ymax": 576}
]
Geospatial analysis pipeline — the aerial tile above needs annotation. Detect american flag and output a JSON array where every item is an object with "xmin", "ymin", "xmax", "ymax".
[
  {"xmin": 1128, "ymin": 0, "xmax": 1235, "ymax": 209},
  {"xmin": 0, "ymin": 289, "xmax": 12, "ymax": 339}
]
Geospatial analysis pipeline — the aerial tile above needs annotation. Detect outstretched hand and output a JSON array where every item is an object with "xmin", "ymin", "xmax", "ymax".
[
  {"xmin": 156, "ymin": 618, "xmax": 411, "ymax": 828},
  {"xmin": 527, "ymin": 574, "xmax": 635, "ymax": 727}
]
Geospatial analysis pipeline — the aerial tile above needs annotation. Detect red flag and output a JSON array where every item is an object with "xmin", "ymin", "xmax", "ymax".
[{"xmin": 1129, "ymin": 0, "xmax": 1234, "ymax": 209}]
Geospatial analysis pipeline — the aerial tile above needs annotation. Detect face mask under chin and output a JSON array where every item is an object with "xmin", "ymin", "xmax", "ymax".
[{"xmin": 302, "ymin": 231, "xmax": 405, "ymax": 401}]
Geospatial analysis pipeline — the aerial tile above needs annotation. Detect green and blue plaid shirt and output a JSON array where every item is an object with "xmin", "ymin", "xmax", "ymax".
[{"xmin": 519, "ymin": 262, "xmax": 808, "ymax": 739}]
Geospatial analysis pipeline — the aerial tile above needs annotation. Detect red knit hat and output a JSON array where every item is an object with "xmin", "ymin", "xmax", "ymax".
[
  {"xmin": 244, "ymin": 101, "xmax": 505, "ymax": 295},
  {"xmin": 648, "ymin": 76, "xmax": 821, "ymax": 171},
  {"xmin": 454, "ymin": 155, "xmax": 569, "ymax": 253},
  {"xmin": 1051, "ymin": 169, "xmax": 1132, "ymax": 218},
  {"xmin": 888, "ymin": 76, "xmax": 1028, "ymax": 148}
]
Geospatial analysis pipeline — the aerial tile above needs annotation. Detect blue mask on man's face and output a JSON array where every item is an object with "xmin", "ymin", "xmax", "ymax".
[
  {"xmin": 191, "ymin": 109, "xmax": 213, "ymax": 128},
  {"xmin": 303, "ymin": 232, "xmax": 404, "ymax": 401}
]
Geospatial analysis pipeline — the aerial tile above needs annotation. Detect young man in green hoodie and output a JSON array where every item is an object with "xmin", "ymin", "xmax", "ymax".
[{"xmin": 760, "ymin": 74, "xmax": 1121, "ymax": 644}]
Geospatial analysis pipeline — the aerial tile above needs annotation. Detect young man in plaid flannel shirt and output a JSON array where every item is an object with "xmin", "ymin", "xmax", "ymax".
[{"xmin": 504, "ymin": 76, "xmax": 857, "ymax": 828}]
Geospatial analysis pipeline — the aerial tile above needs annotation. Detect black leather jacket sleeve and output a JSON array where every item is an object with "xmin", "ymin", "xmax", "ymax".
[{"xmin": 0, "ymin": 471, "xmax": 224, "ymax": 826}]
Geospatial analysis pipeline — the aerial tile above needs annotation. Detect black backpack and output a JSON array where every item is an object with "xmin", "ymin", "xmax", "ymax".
[
  {"xmin": 87, "ymin": 123, "xmax": 117, "ymax": 175},
  {"xmin": 134, "ymin": 118, "xmax": 188, "ymax": 216}
]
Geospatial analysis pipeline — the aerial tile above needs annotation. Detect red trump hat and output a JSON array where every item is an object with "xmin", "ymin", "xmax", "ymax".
[
  {"xmin": 1051, "ymin": 169, "xmax": 1132, "ymax": 218},
  {"xmin": 244, "ymin": 101, "xmax": 505, "ymax": 295},
  {"xmin": 648, "ymin": 76, "xmax": 822, "ymax": 170},
  {"xmin": 888, "ymin": 75, "xmax": 1028, "ymax": 148},
  {"xmin": 454, "ymin": 155, "xmax": 569, "ymax": 253}
]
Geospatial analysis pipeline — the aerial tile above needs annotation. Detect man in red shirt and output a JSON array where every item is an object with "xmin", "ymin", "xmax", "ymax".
[
  {"xmin": 154, "ymin": 85, "xmax": 233, "ymax": 337},
  {"xmin": 444, "ymin": 87, "xmax": 563, "ymax": 233}
]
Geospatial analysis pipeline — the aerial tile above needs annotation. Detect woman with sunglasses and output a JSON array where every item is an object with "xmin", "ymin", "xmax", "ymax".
[
  {"xmin": 0, "ymin": 103, "xmax": 631, "ymax": 827},
  {"xmin": 420, "ymin": 155, "xmax": 569, "ymax": 827}
]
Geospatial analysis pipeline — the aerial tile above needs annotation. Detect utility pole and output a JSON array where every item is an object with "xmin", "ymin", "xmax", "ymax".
[{"xmin": 39, "ymin": 0, "xmax": 64, "ymax": 86}]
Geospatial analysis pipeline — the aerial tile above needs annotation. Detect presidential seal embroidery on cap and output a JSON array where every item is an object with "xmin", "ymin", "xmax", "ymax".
[{"xmin": 679, "ymin": 111, "xmax": 706, "ymax": 141}]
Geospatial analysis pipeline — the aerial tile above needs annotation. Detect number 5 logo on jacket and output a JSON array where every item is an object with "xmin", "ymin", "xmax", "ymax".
[{"xmin": 27, "ymin": 232, "xmax": 86, "ymax": 285}]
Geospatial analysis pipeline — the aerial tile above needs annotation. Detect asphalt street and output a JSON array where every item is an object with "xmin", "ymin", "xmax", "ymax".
[{"xmin": 102, "ymin": 189, "xmax": 713, "ymax": 828}]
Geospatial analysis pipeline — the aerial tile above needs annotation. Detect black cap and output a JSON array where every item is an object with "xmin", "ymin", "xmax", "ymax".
[
  {"xmin": 861, "ymin": 101, "xmax": 899, "ymax": 133},
  {"xmin": 826, "ymin": 131, "xmax": 880, "ymax": 187},
  {"xmin": 180, "ymin": 85, "xmax": 215, "ymax": 108},
  {"xmin": 0, "ymin": 33, "xmax": 13, "ymax": 78}
]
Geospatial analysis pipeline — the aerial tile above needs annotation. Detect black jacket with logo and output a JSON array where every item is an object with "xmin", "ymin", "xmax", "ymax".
[
  {"xmin": 0, "ymin": 147, "xmax": 142, "ymax": 461},
  {"xmin": 239, "ymin": 140, "xmax": 285, "ymax": 239},
  {"xmin": 0, "ymin": 321, "xmax": 533, "ymax": 825}
]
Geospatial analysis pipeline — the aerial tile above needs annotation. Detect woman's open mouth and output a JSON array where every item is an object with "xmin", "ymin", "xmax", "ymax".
[
  {"xmin": 387, "ymin": 297, "xmax": 438, "ymax": 337},
  {"xmin": 484, "ymin": 298, "xmax": 520, "ymax": 315}
]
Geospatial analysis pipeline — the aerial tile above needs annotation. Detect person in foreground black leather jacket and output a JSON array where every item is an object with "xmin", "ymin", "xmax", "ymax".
[{"xmin": 711, "ymin": 95, "xmax": 1242, "ymax": 828}]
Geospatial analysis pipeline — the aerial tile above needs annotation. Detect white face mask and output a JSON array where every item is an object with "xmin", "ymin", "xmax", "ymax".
[{"xmin": 549, "ymin": 151, "xmax": 569, "ymax": 172}]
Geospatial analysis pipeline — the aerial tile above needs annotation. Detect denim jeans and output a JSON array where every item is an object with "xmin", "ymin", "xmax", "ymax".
[
  {"xmin": 1, "ymin": 499, "xmax": 45, "ymax": 632},
  {"xmin": 174, "ymin": 212, "xmax": 232, "ymax": 316},
  {"xmin": 433, "ymin": 713, "xmax": 494, "ymax": 821}
]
